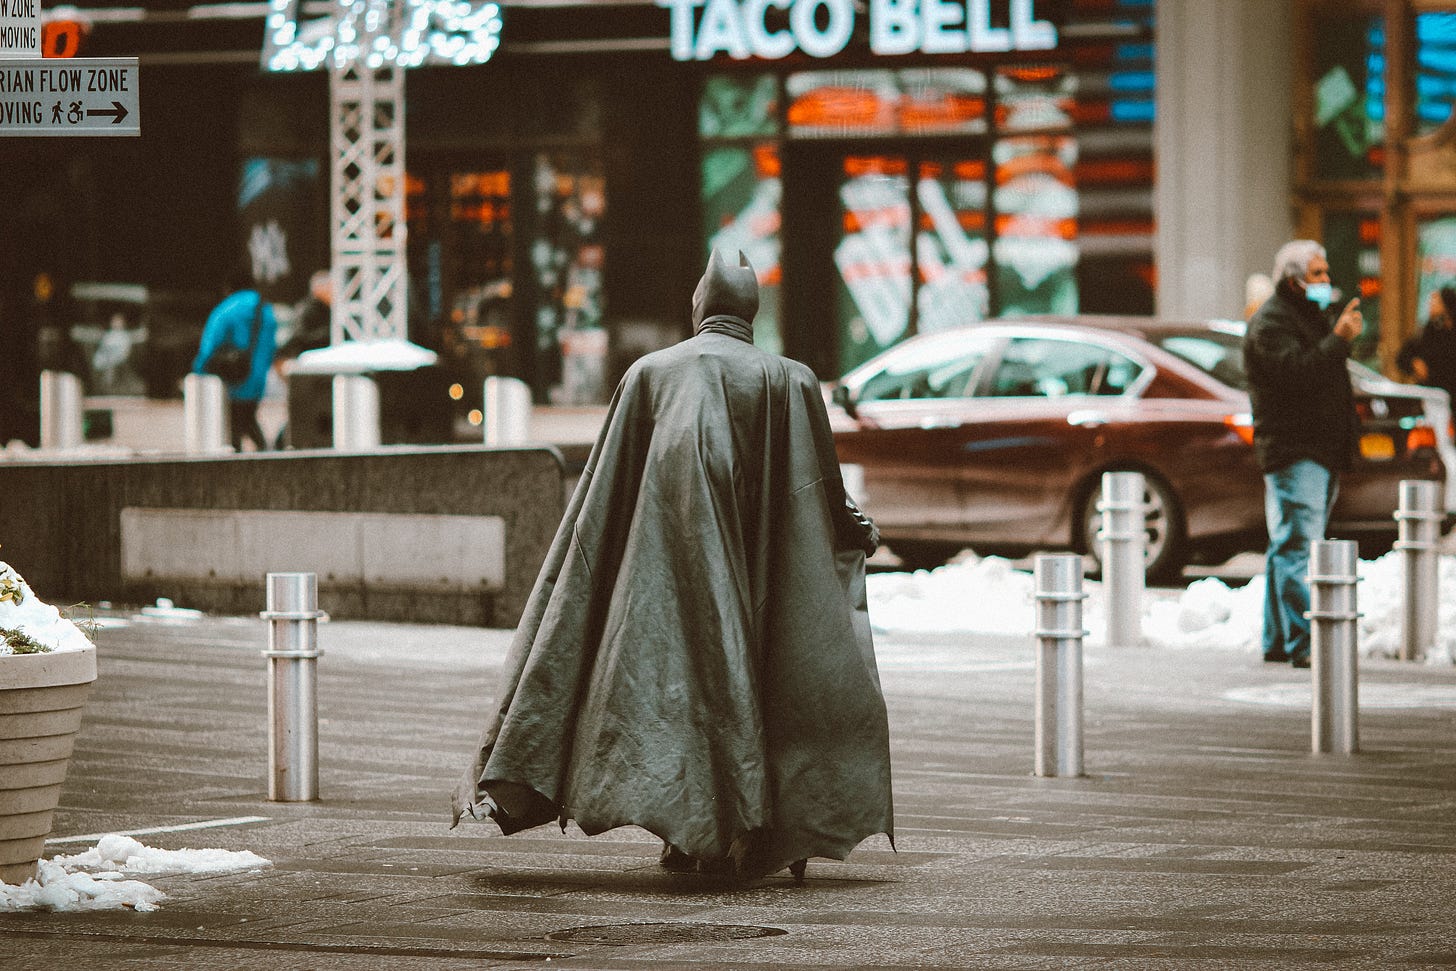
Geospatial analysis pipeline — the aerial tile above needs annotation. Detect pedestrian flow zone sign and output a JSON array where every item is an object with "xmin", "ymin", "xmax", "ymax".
[
  {"xmin": 0, "ymin": 57, "xmax": 139, "ymax": 135},
  {"xmin": 0, "ymin": 1, "xmax": 139, "ymax": 136},
  {"xmin": 0, "ymin": 0, "xmax": 40, "ymax": 58}
]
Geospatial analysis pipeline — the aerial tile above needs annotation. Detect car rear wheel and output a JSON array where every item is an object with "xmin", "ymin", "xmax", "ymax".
[{"xmin": 1078, "ymin": 472, "xmax": 1187, "ymax": 582}]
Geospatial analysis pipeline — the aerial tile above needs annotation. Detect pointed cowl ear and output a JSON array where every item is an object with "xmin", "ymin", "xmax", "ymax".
[{"xmin": 692, "ymin": 248, "xmax": 759, "ymax": 326}]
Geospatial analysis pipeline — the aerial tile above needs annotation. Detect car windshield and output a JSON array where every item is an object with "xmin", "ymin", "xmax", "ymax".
[{"xmin": 1154, "ymin": 331, "xmax": 1248, "ymax": 390}]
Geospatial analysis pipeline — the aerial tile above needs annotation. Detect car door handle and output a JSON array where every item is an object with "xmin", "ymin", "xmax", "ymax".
[
  {"xmin": 1068, "ymin": 410, "xmax": 1108, "ymax": 428},
  {"xmin": 918, "ymin": 417, "xmax": 962, "ymax": 430}
]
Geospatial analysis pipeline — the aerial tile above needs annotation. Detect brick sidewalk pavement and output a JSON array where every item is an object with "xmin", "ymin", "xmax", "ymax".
[{"xmin": 3, "ymin": 613, "xmax": 1456, "ymax": 969}]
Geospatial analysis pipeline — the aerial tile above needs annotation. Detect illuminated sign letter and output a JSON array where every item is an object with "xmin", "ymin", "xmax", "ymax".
[
  {"xmin": 869, "ymin": 0, "xmax": 917, "ymax": 55},
  {"xmin": 920, "ymin": 0, "xmax": 965, "ymax": 54},
  {"xmin": 263, "ymin": 0, "xmax": 503, "ymax": 71},
  {"xmin": 695, "ymin": 0, "xmax": 750, "ymax": 59},
  {"xmin": 1011, "ymin": 0, "xmax": 1056, "ymax": 50},
  {"xmin": 745, "ymin": 0, "xmax": 794, "ymax": 59},
  {"xmin": 790, "ymin": 0, "xmax": 853, "ymax": 58},
  {"xmin": 966, "ymin": 0, "xmax": 1010, "ymax": 52},
  {"xmin": 658, "ymin": 0, "xmax": 705, "ymax": 61}
]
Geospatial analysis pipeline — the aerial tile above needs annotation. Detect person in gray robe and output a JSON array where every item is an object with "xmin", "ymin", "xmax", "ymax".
[{"xmin": 452, "ymin": 249, "xmax": 894, "ymax": 880}]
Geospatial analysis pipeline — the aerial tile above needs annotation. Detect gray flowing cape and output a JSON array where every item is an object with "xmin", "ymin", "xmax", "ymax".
[{"xmin": 451, "ymin": 326, "xmax": 894, "ymax": 874}]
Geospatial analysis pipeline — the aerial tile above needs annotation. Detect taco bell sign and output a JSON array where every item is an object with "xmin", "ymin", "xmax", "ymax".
[{"xmin": 657, "ymin": 0, "xmax": 1057, "ymax": 61}]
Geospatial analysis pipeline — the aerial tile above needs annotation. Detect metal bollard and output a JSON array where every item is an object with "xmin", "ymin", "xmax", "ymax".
[
  {"xmin": 1033, "ymin": 554, "xmax": 1087, "ymax": 777},
  {"xmin": 39, "ymin": 370, "xmax": 83, "ymax": 450},
  {"xmin": 1395, "ymin": 480, "xmax": 1441, "ymax": 662},
  {"xmin": 483, "ymin": 375, "xmax": 532, "ymax": 446},
  {"xmin": 1308, "ymin": 540, "xmax": 1360, "ymax": 755},
  {"xmin": 1099, "ymin": 471, "xmax": 1146, "ymax": 648},
  {"xmin": 261, "ymin": 573, "xmax": 325, "ymax": 801},
  {"xmin": 332, "ymin": 374, "xmax": 381, "ymax": 450},
  {"xmin": 182, "ymin": 373, "xmax": 230, "ymax": 454}
]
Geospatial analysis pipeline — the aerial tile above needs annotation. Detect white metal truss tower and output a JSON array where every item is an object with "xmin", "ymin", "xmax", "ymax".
[{"xmin": 329, "ymin": 2, "xmax": 408, "ymax": 345}]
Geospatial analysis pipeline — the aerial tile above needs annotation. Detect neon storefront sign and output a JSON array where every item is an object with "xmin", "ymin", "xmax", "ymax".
[
  {"xmin": 657, "ymin": 0, "xmax": 1057, "ymax": 62},
  {"xmin": 262, "ymin": 0, "xmax": 502, "ymax": 71}
]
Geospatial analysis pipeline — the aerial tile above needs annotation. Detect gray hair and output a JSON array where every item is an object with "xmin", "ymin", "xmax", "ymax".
[{"xmin": 1271, "ymin": 240, "xmax": 1326, "ymax": 283}]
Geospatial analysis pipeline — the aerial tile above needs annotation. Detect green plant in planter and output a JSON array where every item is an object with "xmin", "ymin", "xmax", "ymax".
[
  {"xmin": 0, "ymin": 574, "xmax": 23, "ymax": 606},
  {"xmin": 0, "ymin": 627, "xmax": 49, "ymax": 655},
  {"xmin": 0, "ymin": 559, "xmax": 99, "ymax": 884}
]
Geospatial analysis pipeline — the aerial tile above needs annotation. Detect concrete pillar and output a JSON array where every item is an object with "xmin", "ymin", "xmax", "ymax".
[{"xmin": 1156, "ymin": 0, "xmax": 1294, "ymax": 320}]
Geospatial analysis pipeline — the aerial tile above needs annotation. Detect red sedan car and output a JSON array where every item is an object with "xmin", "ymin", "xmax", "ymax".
[{"xmin": 826, "ymin": 316, "xmax": 1449, "ymax": 579}]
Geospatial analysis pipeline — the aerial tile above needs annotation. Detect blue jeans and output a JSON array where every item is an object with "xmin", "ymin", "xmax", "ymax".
[{"xmin": 1262, "ymin": 460, "xmax": 1337, "ymax": 661}]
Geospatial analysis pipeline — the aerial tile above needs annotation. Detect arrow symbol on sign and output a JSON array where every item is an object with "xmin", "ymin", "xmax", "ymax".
[{"xmin": 86, "ymin": 101, "xmax": 128, "ymax": 125}]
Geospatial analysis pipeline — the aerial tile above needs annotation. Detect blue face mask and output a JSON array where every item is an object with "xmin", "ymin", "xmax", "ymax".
[{"xmin": 1304, "ymin": 281, "xmax": 1335, "ymax": 310}]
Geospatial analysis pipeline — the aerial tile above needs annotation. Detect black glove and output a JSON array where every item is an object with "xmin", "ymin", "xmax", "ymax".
[{"xmin": 843, "ymin": 495, "xmax": 879, "ymax": 557}]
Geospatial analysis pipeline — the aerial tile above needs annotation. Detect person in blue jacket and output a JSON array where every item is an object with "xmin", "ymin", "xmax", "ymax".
[{"xmin": 192, "ymin": 267, "xmax": 278, "ymax": 452}]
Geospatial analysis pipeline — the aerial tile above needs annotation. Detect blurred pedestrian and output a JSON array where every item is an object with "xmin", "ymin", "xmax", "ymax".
[
  {"xmin": 1243, "ymin": 272, "xmax": 1273, "ymax": 321},
  {"xmin": 1397, "ymin": 286, "xmax": 1456, "ymax": 404},
  {"xmin": 192, "ymin": 267, "xmax": 277, "ymax": 452},
  {"xmin": 452, "ymin": 249, "xmax": 894, "ymax": 880},
  {"xmin": 279, "ymin": 269, "xmax": 333, "ymax": 363},
  {"xmin": 1244, "ymin": 240, "xmax": 1361, "ymax": 668},
  {"xmin": 272, "ymin": 269, "xmax": 332, "ymax": 449}
]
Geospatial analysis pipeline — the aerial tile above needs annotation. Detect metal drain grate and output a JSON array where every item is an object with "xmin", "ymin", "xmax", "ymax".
[{"xmin": 545, "ymin": 922, "xmax": 787, "ymax": 945}]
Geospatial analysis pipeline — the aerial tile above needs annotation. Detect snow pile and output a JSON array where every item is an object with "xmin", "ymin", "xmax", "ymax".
[
  {"xmin": 0, "ymin": 562, "xmax": 91, "ymax": 655},
  {"xmin": 868, "ymin": 550, "xmax": 1456, "ymax": 663},
  {"xmin": 56, "ymin": 834, "xmax": 272, "ymax": 876},
  {"xmin": 0, "ymin": 835, "xmax": 271, "ymax": 912},
  {"xmin": 1144, "ymin": 575, "xmax": 1263, "ymax": 652},
  {"xmin": 868, "ymin": 556, "xmax": 1035, "ymax": 636},
  {"xmin": 290, "ymin": 337, "xmax": 438, "ymax": 374}
]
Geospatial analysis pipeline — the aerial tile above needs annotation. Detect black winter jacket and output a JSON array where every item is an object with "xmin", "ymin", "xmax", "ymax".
[{"xmin": 1244, "ymin": 285, "xmax": 1358, "ymax": 474}]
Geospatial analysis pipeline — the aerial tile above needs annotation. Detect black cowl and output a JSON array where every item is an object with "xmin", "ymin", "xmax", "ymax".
[{"xmin": 691, "ymin": 249, "xmax": 759, "ymax": 330}]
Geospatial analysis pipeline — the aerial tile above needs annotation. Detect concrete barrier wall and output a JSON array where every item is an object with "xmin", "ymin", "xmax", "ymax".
[{"xmin": 0, "ymin": 446, "xmax": 566, "ymax": 628}]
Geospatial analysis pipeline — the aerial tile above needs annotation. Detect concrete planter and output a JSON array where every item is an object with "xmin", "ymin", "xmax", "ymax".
[{"xmin": 0, "ymin": 645, "xmax": 95, "ymax": 885}]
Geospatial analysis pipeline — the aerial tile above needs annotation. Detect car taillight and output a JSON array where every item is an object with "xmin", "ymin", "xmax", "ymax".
[
  {"xmin": 1224, "ymin": 413, "xmax": 1255, "ymax": 446},
  {"xmin": 1407, "ymin": 425, "xmax": 1438, "ymax": 452}
]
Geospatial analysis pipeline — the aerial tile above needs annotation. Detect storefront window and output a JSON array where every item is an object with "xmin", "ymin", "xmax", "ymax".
[
  {"xmin": 993, "ymin": 136, "xmax": 1079, "ymax": 316},
  {"xmin": 788, "ymin": 70, "xmax": 900, "ymax": 138},
  {"xmin": 836, "ymin": 155, "xmax": 911, "ymax": 375},
  {"xmin": 700, "ymin": 74, "xmax": 778, "ymax": 138},
  {"xmin": 995, "ymin": 65, "xmax": 1074, "ymax": 132},
  {"xmin": 897, "ymin": 69, "xmax": 988, "ymax": 135},
  {"xmin": 1416, "ymin": 12, "xmax": 1456, "ymax": 134},
  {"xmin": 701, "ymin": 2, "xmax": 1155, "ymax": 374},
  {"xmin": 1322, "ymin": 211, "xmax": 1382, "ymax": 365},
  {"xmin": 787, "ymin": 69, "xmax": 986, "ymax": 138},
  {"xmin": 915, "ymin": 159, "xmax": 989, "ymax": 334},
  {"xmin": 436, "ymin": 167, "xmax": 515, "ymax": 388},
  {"xmin": 1417, "ymin": 216, "xmax": 1456, "ymax": 333},
  {"xmin": 1312, "ymin": 14, "xmax": 1384, "ymax": 179},
  {"xmin": 702, "ymin": 143, "xmax": 783, "ymax": 353},
  {"xmin": 531, "ymin": 154, "xmax": 607, "ymax": 404}
]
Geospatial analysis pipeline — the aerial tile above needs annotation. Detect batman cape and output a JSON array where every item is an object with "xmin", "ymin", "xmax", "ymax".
[{"xmin": 452, "ymin": 250, "xmax": 894, "ymax": 878}]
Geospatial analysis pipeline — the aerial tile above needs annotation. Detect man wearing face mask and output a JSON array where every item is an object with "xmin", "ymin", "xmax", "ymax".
[{"xmin": 1244, "ymin": 240, "xmax": 1362, "ymax": 668}]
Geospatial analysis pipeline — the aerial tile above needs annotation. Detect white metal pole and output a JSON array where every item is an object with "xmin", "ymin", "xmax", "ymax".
[
  {"xmin": 483, "ymin": 376, "xmax": 532, "ymax": 446},
  {"xmin": 39, "ymin": 370, "xmax": 83, "ymax": 450},
  {"xmin": 1395, "ymin": 479, "xmax": 1441, "ymax": 662},
  {"xmin": 1034, "ymin": 554, "xmax": 1086, "ymax": 777},
  {"xmin": 1309, "ymin": 539, "xmax": 1360, "ymax": 755},
  {"xmin": 1100, "ymin": 471, "xmax": 1146, "ymax": 648},
  {"xmin": 182, "ymin": 373, "xmax": 230, "ymax": 454},
  {"xmin": 332, "ymin": 374, "xmax": 381, "ymax": 450},
  {"xmin": 261, "ymin": 572, "xmax": 325, "ymax": 802}
]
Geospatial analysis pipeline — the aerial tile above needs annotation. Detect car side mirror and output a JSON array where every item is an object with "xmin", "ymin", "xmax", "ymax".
[{"xmin": 832, "ymin": 383, "xmax": 859, "ymax": 419}]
